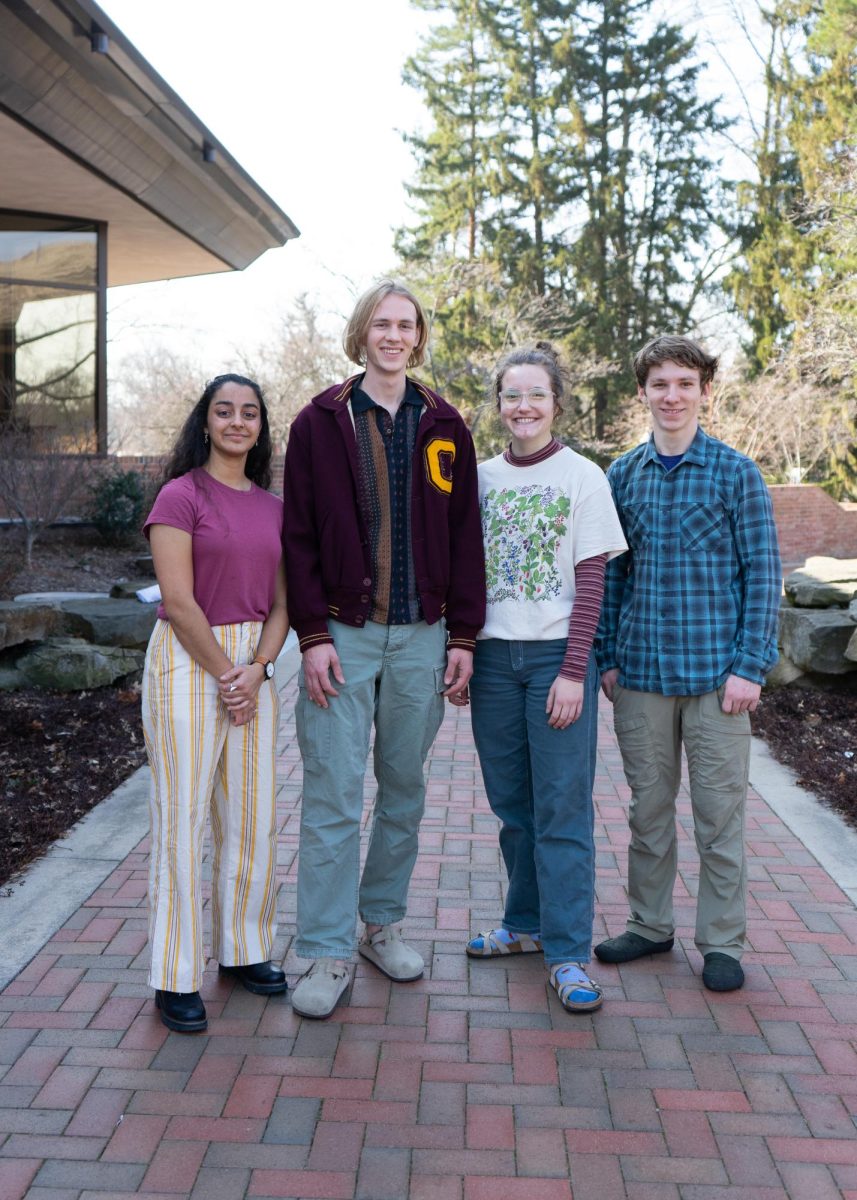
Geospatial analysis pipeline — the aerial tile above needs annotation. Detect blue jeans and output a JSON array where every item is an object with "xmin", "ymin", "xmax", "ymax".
[
  {"xmin": 469, "ymin": 639, "xmax": 598, "ymax": 964},
  {"xmin": 294, "ymin": 619, "xmax": 446, "ymax": 959}
]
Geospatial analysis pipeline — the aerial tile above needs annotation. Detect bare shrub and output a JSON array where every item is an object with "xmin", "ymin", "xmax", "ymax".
[{"xmin": 0, "ymin": 416, "xmax": 98, "ymax": 568}]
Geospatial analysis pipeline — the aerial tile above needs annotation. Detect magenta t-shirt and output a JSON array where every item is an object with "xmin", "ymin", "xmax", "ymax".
[{"xmin": 144, "ymin": 469, "xmax": 283, "ymax": 626}]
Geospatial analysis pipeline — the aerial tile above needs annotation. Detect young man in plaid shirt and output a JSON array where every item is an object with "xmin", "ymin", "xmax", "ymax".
[{"xmin": 594, "ymin": 335, "xmax": 780, "ymax": 992}]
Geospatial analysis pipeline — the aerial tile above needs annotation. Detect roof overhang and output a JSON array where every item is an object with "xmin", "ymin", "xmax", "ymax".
[{"xmin": 0, "ymin": 0, "xmax": 299, "ymax": 287}]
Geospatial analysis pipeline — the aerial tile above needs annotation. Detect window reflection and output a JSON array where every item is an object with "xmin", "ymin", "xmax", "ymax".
[{"xmin": 0, "ymin": 215, "xmax": 99, "ymax": 449}]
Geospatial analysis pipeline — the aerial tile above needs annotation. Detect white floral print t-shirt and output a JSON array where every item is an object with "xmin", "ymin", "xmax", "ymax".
[{"xmin": 478, "ymin": 445, "xmax": 627, "ymax": 641}]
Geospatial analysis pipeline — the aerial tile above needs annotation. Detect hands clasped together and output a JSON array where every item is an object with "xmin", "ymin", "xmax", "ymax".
[{"xmin": 218, "ymin": 663, "xmax": 264, "ymax": 726}]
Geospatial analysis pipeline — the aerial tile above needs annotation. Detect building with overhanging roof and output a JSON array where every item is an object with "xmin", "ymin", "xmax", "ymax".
[{"xmin": 0, "ymin": 0, "xmax": 299, "ymax": 450}]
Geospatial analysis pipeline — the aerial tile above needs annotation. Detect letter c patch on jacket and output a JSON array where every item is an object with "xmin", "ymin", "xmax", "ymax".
[{"xmin": 424, "ymin": 438, "xmax": 456, "ymax": 495}]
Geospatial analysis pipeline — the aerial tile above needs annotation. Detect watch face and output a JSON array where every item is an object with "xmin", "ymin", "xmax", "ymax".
[{"xmin": 264, "ymin": 661, "xmax": 275, "ymax": 679}]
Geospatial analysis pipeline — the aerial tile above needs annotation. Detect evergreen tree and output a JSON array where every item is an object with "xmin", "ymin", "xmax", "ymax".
[
  {"xmin": 728, "ymin": 0, "xmax": 857, "ymax": 372},
  {"xmin": 399, "ymin": 0, "xmax": 727, "ymax": 436},
  {"xmin": 396, "ymin": 0, "xmax": 501, "ymax": 264},
  {"xmin": 479, "ymin": 0, "xmax": 580, "ymax": 296},
  {"xmin": 396, "ymin": 0, "xmax": 509, "ymax": 416},
  {"xmin": 726, "ymin": 3, "xmax": 818, "ymax": 371},
  {"xmin": 559, "ymin": 2, "xmax": 726, "ymax": 432},
  {"xmin": 793, "ymin": 0, "xmax": 857, "ymax": 193}
]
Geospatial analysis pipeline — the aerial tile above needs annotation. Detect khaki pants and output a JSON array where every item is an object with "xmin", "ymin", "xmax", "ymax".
[{"xmin": 612, "ymin": 685, "xmax": 751, "ymax": 959}]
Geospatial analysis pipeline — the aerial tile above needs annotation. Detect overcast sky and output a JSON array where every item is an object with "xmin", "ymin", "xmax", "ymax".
[{"xmin": 100, "ymin": 0, "xmax": 765, "ymax": 372}]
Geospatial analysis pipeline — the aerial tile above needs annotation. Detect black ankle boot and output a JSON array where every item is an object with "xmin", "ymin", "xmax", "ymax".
[
  {"xmin": 219, "ymin": 961, "xmax": 287, "ymax": 995},
  {"xmin": 155, "ymin": 990, "xmax": 207, "ymax": 1032}
]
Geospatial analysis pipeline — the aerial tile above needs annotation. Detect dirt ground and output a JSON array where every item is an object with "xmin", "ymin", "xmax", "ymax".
[
  {"xmin": 0, "ymin": 525, "xmax": 150, "ymax": 601},
  {"xmin": 0, "ymin": 528, "xmax": 855, "ymax": 886},
  {"xmin": 751, "ymin": 682, "xmax": 857, "ymax": 830},
  {"xmin": 0, "ymin": 686, "xmax": 146, "ymax": 888}
]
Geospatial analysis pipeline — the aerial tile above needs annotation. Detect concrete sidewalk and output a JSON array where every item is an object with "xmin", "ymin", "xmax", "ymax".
[{"xmin": 2, "ymin": 654, "xmax": 857, "ymax": 1199}]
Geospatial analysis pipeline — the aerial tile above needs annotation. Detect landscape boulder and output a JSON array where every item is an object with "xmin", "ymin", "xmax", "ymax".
[
  {"xmin": 59, "ymin": 598, "xmax": 158, "ymax": 649},
  {"xmin": 784, "ymin": 576, "xmax": 857, "ymax": 607},
  {"xmin": 846, "ymin": 627, "xmax": 857, "ymax": 665},
  {"xmin": 110, "ymin": 578, "xmax": 158, "ymax": 600},
  {"xmin": 784, "ymin": 556, "xmax": 857, "ymax": 608},
  {"xmin": 15, "ymin": 638, "xmax": 144, "ymax": 690},
  {"xmin": 779, "ymin": 607, "xmax": 857, "ymax": 675},
  {"xmin": 13, "ymin": 591, "xmax": 108, "ymax": 604},
  {"xmin": 764, "ymin": 653, "xmax": 805, "ymax": 687},
  {"xmin": 0, "ymin": 602, "xmax": 59, "ymax": 652},
  {"xmin": 0, "ymin": 665, "xmax": 25, "ymax": 691}
]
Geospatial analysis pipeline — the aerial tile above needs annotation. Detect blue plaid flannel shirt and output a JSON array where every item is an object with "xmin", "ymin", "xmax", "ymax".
[{"xmin": 594, "ymin": 428, "xmax": 780, "ymax": 696}]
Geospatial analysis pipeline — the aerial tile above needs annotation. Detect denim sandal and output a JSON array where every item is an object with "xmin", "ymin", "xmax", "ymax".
[
  {"xmin": 549, "ymin": 962, "xmax": 603, "ymax": 1012},
  {"xmin": 466, "ymin": 928, "xmax": 543, "ymax": 958}
]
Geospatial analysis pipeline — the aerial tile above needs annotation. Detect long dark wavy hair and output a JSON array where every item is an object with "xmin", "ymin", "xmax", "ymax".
[{"xmin": 160, "ymin": 374, "xmax": 273, "ymax": 491}]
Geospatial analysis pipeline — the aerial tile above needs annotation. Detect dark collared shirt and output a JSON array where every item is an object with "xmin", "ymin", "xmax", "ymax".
[
  {"xmin": 352, "ymin": 379, "xmax": 424, "ymax": 624},
  {"xmin": 595, "ymin": 427, "xmax": 781, "ymax": 695}
]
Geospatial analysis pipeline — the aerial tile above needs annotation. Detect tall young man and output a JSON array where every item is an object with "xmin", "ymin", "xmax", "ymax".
[
  {"xmin": 282, "ymin": 280, "xmax": 485, "ymax": 1018},
  {"xmin": 594, "ymin": 335, "xmax": 780, "ymax": 992}
]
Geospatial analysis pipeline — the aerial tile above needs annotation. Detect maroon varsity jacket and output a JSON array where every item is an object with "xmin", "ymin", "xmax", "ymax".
[{"xmin": 282, "ymin": 375, "xmax": 486, "ymax": 652}]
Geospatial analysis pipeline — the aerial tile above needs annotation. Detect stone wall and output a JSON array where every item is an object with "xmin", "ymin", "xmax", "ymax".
[{"xmin": 774, "ymin": 556, "xmax": 857, "ymax": 682}]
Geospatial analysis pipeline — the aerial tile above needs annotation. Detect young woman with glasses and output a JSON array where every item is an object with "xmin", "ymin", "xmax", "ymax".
[{"xmin": 462, "ymin": 343, "xmax": 626, "ymax": 1012}]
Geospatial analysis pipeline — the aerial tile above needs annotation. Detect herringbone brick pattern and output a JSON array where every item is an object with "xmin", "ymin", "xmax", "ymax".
[{"xmin": 1, "ymin": 669, "xmax": 856, "ymax": 1199}]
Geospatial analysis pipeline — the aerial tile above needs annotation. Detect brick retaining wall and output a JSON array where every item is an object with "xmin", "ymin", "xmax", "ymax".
[
  {"xmin": 769, "ymin": 485, "xmax": 857, "ymax": 569},
  {"xmin": 116, "ymin": 454, "xmax": 286, "ymax": 497}
]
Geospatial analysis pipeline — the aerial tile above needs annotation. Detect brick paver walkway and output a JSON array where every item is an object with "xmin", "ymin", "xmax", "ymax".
[{"xmin": 2, "ymin": 663, "xmax": 857, "ymax": 1199}]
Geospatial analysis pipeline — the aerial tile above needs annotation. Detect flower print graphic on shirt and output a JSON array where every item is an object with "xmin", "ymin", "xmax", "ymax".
[{"xmin": 482, "ymin": 485, "xmax": 571, "ymax": 602}]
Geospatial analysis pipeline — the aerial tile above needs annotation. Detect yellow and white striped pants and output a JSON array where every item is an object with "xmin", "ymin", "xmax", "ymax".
[{"xmin": 142, "ymin": 619, "xmax": 280, "ymax": 992}]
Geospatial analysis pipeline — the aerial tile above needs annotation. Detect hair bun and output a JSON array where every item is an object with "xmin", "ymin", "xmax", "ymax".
[{"xmin": 534, "ymin": 340, "xmax": 559, "ymax": 361}]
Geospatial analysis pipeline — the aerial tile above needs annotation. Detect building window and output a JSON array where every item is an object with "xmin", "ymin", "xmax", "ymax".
[{"xmin": 0, "ymin": 212, "xmax": 105, "ymax": 451}]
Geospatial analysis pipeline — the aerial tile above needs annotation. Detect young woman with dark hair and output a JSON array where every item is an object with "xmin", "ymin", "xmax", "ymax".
[{"xmin": 142, "ymin": 374, "xmax": 288, "ymax": 1033}]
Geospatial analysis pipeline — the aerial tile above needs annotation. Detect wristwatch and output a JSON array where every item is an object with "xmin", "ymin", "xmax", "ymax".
[{"xmin": 252, "ymin": 656, "xmax": 275, "ymax": 680}]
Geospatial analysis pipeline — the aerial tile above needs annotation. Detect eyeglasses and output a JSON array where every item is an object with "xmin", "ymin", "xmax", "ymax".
[{"xmin": 499, "ymin": 388, "xmax": 554, "ymax": 406}]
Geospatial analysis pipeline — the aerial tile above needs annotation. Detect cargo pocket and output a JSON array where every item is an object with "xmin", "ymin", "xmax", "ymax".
[
  {"xmin": 612, "ymin": 701, "xmax": 661, "ymax": 792},
  {"xmin": 295, "ymin": 671, "xmax": 331, "ymax": 761}
]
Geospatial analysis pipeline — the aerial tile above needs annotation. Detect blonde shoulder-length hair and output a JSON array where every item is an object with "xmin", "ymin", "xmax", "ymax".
[{"xmin": 343, "ymin": 279, "xmax": 429, "ymax": 370}]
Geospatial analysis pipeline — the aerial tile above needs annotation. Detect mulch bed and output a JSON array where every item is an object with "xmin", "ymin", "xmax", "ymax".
[
  {"xmin": 0, "ymin": 687, "xmax": 146, "ymax": 888},
  {"xmin": 751, "ymin": 684, "xmax": 857, "ymax": 831},
  {"xmin": 0, "ymin": 526, "xmax": 149, "ymax": 602}
]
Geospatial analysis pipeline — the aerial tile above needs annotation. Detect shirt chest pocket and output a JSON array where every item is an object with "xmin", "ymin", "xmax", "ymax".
[
  {"xmin": 622, "ymin": 502, "xmax": 654, "ymax": 547},
  {"xmin": 679, "ymin": 502, "xmax": 727, "ymax": 552}
]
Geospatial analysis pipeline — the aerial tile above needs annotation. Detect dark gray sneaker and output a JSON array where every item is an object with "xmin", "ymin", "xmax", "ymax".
[
  {"xmin": 593, "ymin": 932, "xmax": 675, "ymax": 964},
  {"xmin": 702, "ymin": 952, "xmax": 744, "ymax": 992}
]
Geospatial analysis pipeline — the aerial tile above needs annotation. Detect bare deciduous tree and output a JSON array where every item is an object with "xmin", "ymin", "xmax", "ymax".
[
  {"xmin": 110, "ymin": 296, "xmax": 349, "ymax": 457},
  {"xmin": 109, "ymin": 346, "xmax": 204, "ymax": 456},
  {"xmin": 0, "ymin": 416, "xmax": 98, "ymax": 568},
  {"xmin": 238, "ymin": 294, "xmax": 350, "ymax": 449}
]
